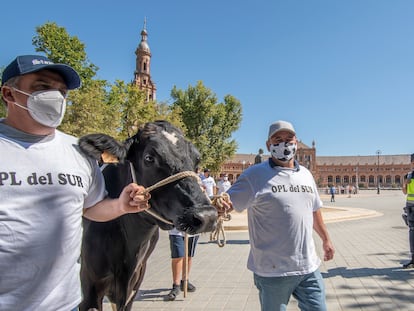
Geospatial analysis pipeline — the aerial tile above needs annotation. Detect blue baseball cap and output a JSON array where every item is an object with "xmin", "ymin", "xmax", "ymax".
[{"xmin": 2, "ymin": 55, "xmax": 81, "ymax": 89}]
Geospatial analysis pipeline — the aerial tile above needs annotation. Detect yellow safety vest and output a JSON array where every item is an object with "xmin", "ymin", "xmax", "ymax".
[{"xmin": 407, "ymin": 177, "xmax": 414, "ymax": 202}]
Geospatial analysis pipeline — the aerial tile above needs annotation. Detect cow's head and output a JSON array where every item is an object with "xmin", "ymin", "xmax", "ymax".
[{"xmin": 79, "ymin": 120, "xmax": 217, "ymax": 234}]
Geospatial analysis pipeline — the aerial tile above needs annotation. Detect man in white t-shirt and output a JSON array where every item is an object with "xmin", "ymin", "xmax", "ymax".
[
  {"xmin": 0, "ymin": 55, "xmax": 150, "ymax": 311},
  {"xmin": 201, "ymin": 168, "xmax": 216, "ymax": 198},
  {"xmin": 226, "ymin": 120, "xmax": 335, "ymax": 311},
  {"xmin": 217, "ymin": 173, "xmax": 231, "ymax": 194}
]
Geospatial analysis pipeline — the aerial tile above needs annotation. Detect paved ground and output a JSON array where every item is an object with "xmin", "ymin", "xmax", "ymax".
[{"xmin": 103, "ymin": 190, "xmax": 414, "ymax": 311}]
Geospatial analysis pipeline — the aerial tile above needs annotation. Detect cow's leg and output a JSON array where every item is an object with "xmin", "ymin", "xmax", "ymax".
[
  {"xmin": 79, "ymin": 280, "xmax": 103, "ymax": 311},
  {"xmin": 124, "ymin": 230, "xmax": 160, "ymax": 311}
]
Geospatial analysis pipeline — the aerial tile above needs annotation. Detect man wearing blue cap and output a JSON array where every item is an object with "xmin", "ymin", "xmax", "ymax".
[
  {"xmin": 0, "ymin": 55, "xmax": 150, "ymax": 311},
  {"xmin": 225, "ymin": 120, "xmax": 335, "ymax": 311}
]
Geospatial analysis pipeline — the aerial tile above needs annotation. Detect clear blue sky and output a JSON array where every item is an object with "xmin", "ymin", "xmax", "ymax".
[{"xmin": 1, "ymin": 0, "xmax": 413, "ymax": 157}]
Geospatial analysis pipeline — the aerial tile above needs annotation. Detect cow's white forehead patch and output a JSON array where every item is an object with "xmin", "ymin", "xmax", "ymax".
[{"xmin": 162, "ymin": 130, "xmax": 179, "ymax": 145}]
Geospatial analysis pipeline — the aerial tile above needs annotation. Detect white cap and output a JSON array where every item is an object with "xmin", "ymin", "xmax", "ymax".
[{"xmin": 268, "ymin": 120, "xmax": 296, "ymax": 139}]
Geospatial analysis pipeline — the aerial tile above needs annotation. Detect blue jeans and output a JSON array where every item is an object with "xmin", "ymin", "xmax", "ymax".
[{"xmin": 254, "ymin": 269, "xmax": 326, "ymax": 311}]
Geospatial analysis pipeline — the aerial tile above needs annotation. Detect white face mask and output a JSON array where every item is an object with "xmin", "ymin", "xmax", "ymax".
[
  {"xmin": 223, "ymin": 177, "xmax": 228, "ymax": 181},
  {"xmin": 270, "ymin": 142, "xmax": 297, "ymax": 162},
  {"xmin": 12, "ymin": 88, "xmax": 67, "ymax": 128}
]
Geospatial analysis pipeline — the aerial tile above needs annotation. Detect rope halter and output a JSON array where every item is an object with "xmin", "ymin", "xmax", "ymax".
[{"xmin": 129, "ymin": 162, "xmax": 201, "ymax": 225}]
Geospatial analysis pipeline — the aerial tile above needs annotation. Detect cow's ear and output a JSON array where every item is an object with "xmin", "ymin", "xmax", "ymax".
[
  {"xmin": 79, "ymin": 134, "xmax": 127, "ymax": 163},
  {"xmin": 124, "ymin": 136, "xmax": 135, "ymax": 151}
]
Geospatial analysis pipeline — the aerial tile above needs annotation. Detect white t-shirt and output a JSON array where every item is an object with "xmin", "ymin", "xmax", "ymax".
[
  {"xmin": 0, "ymin": 123, "xmax": 106, "ymax": 311},
  {"xmin": 202, "ymin": 176, "xmax": 216, "ymax": 197},
  {"xmin": 217, "ymin": 179, "xmax": 231, "ymax": 194},
  {"xmin": 227, "ymin": 159, "xmax": 322, "ymax": 277}
]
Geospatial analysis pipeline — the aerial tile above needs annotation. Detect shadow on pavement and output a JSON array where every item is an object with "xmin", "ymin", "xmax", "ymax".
[
  {"xmin": 198, "ymin": 239, "xmax": 250, "ymax": 245},
  {"xmin": 323, "ymin": 265, "xmax": 414, "ymax": 279},
  {"xmin": 135, "ymin": 288, "xmax": 171, "ymax": 301}
]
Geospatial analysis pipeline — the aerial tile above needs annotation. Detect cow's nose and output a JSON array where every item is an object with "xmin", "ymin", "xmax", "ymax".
[
  {"xmin": 194, "ymin": 205, "xmax": 218, "ymax": 233},
  {"xmin": 177, "ymin": 205, "xmax": 217, "ymax": 235}
]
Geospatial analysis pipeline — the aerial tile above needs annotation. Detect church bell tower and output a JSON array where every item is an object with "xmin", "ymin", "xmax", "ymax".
[{"xmin": 133, "ymin": 18, "xmax": 156, "ymax": 101}]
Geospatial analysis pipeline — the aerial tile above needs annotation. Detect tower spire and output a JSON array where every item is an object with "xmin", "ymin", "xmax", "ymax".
[{"xmin": 133, "ymin": 18, "xmax": 156, "ymax": 102}]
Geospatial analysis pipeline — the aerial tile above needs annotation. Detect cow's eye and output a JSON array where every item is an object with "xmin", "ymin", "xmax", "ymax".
[{"xmin": 144, "ymin": 154, "xmax": 154, "ymax": 164}]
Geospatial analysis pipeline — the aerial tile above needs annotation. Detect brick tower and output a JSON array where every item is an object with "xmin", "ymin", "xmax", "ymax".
[{"xmin": 133, "ymin": 18, "xmax": 156, "ymax": 101}]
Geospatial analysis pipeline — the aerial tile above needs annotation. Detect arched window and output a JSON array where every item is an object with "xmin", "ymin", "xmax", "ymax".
[
  {"xmin": 335, "ymin": 176, "xmax": 341, "ymax": 184},
  {"xmin": 385, "ymin": 175, "xmax": 392, "ymax": 184},
  {"xmin": 396, "ymin": 175, "xmax": 401, "ymax": 185}
]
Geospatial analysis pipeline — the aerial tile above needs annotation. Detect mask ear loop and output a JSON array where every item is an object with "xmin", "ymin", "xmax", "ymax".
[
  {"xmin": 5, "ymin": 88, "xmax": 31, "ymax": 112},
  {"xmin": 12, "ymin": 87, "xmax": 31, "ymax": 97},
  {"xmin": 13, "ymin": 87, "xmax": 68, "ymax": 99}
]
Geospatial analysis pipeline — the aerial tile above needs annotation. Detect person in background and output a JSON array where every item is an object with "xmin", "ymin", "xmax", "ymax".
[
  {"xmin": 196, "ymin": 166, "xmax": 204, "ymax": 181},
  {"xmin": 225, "ymin": 120, "xmax": 335, "ymax": 311},
  {"xmin": 402, "ymin": 165, "xmax": 414, "ymax": 269},
  {"xmin": 217, "ymin": 173, "xmax": 231, "ymax": 195},
  {"xmin": 166, "ymin": 228, "xmax": 199, "ymax": 301},
  {"xmin": 0, "ymin": 55, "xmax": 150, "ymax": 311},
  {"xmin": 254, "ymin": 148, "xmax": 264, "ymax": 164},
  {"xmin": 201, "ymin": 168, "xmax": 216, "ymax": 198},
  {"xmin": 330, "ymin": 184, "xmax": 336, "ymax": 202}
]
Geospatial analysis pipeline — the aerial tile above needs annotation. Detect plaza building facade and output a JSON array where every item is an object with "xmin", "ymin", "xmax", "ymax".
[
  {"xmin": 132, "ymin": 22, "xmax": 412, "ymax": 189},
  {"xmin": 220, "ymin": 141, "xmax": 412, "ymax": 190}
]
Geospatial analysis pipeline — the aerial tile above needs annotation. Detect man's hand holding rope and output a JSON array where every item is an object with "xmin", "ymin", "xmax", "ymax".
[
  {"xmin": 211, "ymin": 193, "xmax": 234, "ymax": 215},
  {"xmin": 83, "ymin": 183, "xmax": 151, "ymax": 222}
]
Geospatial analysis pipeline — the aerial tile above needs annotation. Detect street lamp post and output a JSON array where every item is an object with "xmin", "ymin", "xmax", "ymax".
[
  {"xmin": 376, "ymin": 150, "xmax": 381, "ymax": 194},
  {"xmin": 355, "ymin": 165, "xmax": 359, "ymax": 194}
]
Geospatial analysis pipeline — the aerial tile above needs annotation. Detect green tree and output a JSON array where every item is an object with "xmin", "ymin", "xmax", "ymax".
[
  {"xmin": 154, "ymin": 101, "xmax": 184, "ymax": 129},
  {"xmin": 0, "ymin": 67, "xmax": 6, "ymax": 118},
  {"xmin": 59, "ymin": 79, "xmax": 117, "ymax": 137},
  {"xmin": 107, "ymin": 81, "xmax": 160, "ymax": 140},
  {"xmin": 171, "ymin": 81, "xmax": 242, "ymax": 172},
  {"xmin": 0, "ymin": 104, "xmax": 5, "ymax": 118},
  {"xmin": 33, "ymin": 22, "xmax": 98, "ymax": 86},
  {"xmin": 31, "ymin": 22, "xmax": 179, "ymax": 139},
  {"xmin": 32, "ymin": 22, "xmax": 115, "ymax": 136}
]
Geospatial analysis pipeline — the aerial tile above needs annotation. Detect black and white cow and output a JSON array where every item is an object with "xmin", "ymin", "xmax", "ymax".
[{"xmin": 78, "ymin": 120, "xmax": 217, "ymax": 311}]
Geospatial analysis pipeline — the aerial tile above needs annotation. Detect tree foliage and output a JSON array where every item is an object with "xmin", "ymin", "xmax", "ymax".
[
  {"xmin": 32, "ymin": 22, "xmax": 161, "ymax": 140},
  {"xmin": 0, "ymin": 103, "xmax": 5, "ymax": 118},
  {"xmin": 33, "ymin": 22, "xmax": 98, "ymax": 86},
  {"xmin": 107, "ymin": 81, "xmax": 160, "ymax": 140},
  {"xmin": 1, "ymin": 22, "xmax": 244, "ymax": 171},
  {"xmin": 0, "ymin": 67, "xmax": 7, "ymax": 118},
  {"xmin": 171, "ymin": 81, "xmax": 242, "ymax": 172},
  {"xmin": 59, "ymin": 79, "xmax": 115, "ymax": 137}
]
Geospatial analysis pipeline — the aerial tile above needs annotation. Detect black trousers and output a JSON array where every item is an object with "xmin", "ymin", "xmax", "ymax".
[{"xmin": 406, "ymin": 204, "xmax": 414, "ymax": 254}]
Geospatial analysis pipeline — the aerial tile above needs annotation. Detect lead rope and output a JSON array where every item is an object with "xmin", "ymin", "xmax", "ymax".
[
  {"xmin": 209, "ymin": 193, "xmax": 232, "ymax": 247},
  {"xmin": 129, "ymin": 162, "xmax": 200, "ymax": 225},
  {"xmin": 211, "ymin": 192, "xmax": 231, "ymax": 210},
  {"xmin": 122, "ymin": 162, "xmax": 201, "ymax": 308}
]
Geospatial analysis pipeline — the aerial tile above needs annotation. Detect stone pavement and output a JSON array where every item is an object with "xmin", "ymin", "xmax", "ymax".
[{"xmin": 103, "ymin": 190, "xmax": 414, "ymax": 310}]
